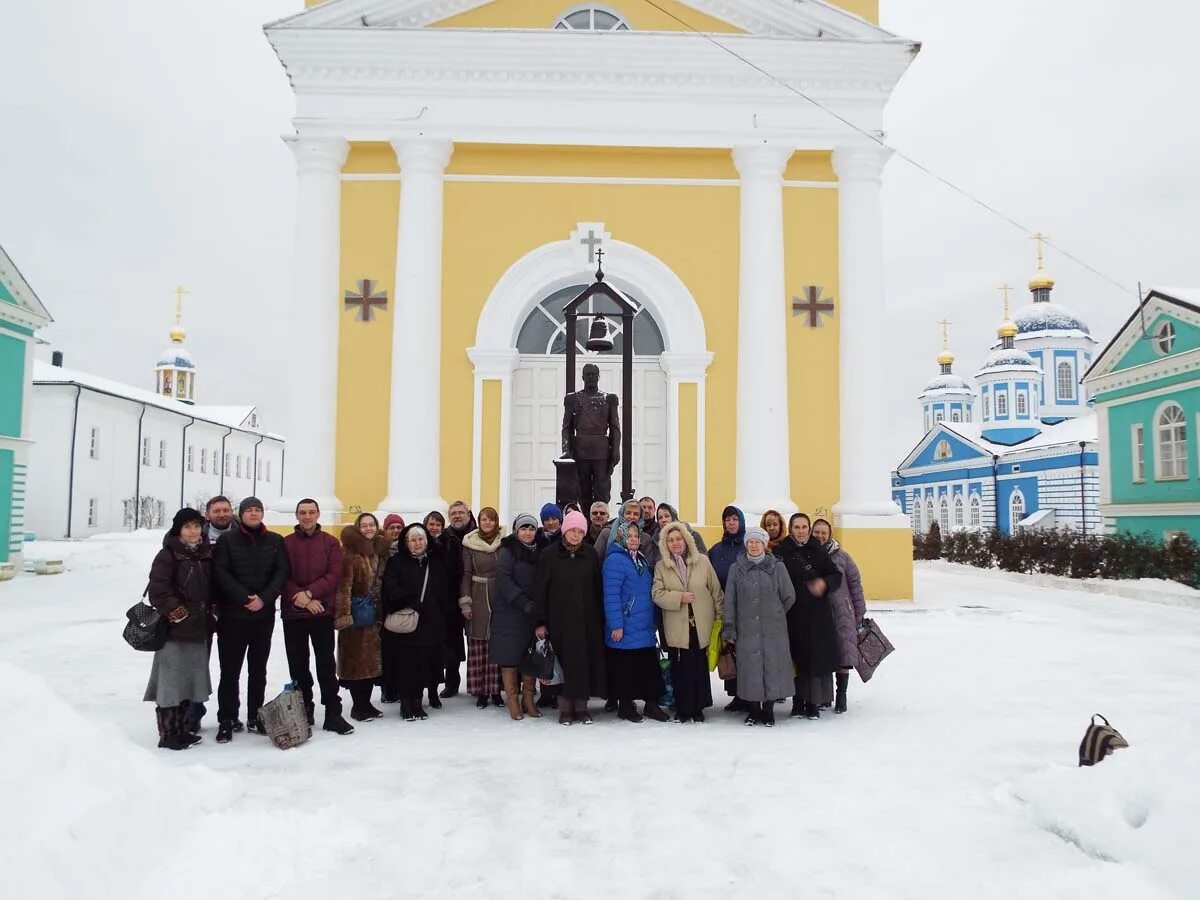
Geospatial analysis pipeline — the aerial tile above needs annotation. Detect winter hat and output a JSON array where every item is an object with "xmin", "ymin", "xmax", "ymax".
[
  {"xmin": 239, "ymin": 496, "xmax": 264, "ymax": 516},
  {"xmin": 513, "ymin": 513, "xmax": 539, "ymax": 531},
  {"xmin": 383, "ymin": 514, "xmax": 405, "ymax": 529},
  {"xmin": 540, "ymin": 502, "xmax": 563, "ymax": 524},
  {"xmin": 562, "ymin": 510, "xmax": 587, "ymax": 536},
  {"xmin": 744, "ymin": 526, "xmax": 769, "ymax": 547},
  {"xmin": 169, "ymin": 507, "xmax": 205, "ymax": 537}
]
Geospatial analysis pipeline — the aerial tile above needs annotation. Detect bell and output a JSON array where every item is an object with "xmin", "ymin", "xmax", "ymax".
[{"xmin": 585, "ymin": 317, "xmax": 614, "ymax": 352}]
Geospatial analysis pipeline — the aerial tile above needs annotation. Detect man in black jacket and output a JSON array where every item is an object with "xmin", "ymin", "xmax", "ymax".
[{"xmin": 213, "ymin": 497, "xmax": 289, "ymax": 743}]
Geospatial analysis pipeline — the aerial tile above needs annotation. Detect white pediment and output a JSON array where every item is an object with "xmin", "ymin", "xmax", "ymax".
[{"xmin": 268, "ymin": 0, "xmax": 898, "ymax": 41}]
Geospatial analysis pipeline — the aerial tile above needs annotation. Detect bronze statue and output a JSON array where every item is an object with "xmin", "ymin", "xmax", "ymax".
[{"xmin": 562, "ymin": 363, "xmax": 621, "ymax": 510}]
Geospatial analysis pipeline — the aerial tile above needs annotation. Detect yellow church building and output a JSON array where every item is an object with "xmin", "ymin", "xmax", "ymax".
[{"xmin": 265, "ymin": 0, "xmax": 919, "ymax": 598}]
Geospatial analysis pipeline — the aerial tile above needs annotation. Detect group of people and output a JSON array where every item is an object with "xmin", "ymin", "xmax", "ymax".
[{"xmin": 141, "ymin": 492, "xmax": 866, "ymax": 749}]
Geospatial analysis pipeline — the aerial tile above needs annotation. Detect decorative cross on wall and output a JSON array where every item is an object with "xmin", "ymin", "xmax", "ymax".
[
  {"xmin": 792, "ymin": 286, "xmax": 835, "ymax": 327},
  {"xmin": 580, "ymin": 229, "xmax": 604, "ymax": 264},
  {"xmin": 344, "ymin": 279, "xmax": 388, "ymax": 322}
]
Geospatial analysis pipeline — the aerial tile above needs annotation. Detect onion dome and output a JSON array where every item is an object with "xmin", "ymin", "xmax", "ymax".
[
  {"xmin": 1012, "ymin": 301, "xmax": 1090, "ymax": 335},
  {"xmin": 980, "ymin": 346, "xmax": 1038, "ymax": 372}
]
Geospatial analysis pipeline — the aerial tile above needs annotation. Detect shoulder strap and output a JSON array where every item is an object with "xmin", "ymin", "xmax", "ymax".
[{"xmin": 418, "ymin": 563, "xmax": 431, "ymax": 606}]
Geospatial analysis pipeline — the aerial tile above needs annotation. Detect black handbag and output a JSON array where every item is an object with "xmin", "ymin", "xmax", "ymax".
[
  {"xmin": 520, "ymin": 637, "xmax": 557, "ymax": 681},
  {"xmin": 123, "ymin": 587, "xmax": 167, "ymax": 652}
]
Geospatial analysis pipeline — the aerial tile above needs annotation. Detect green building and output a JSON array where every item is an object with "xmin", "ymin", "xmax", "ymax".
[
  {"xmin": 0, "ymin": 244, "xmax": 53, "ymax": 570},
  {"xmin": 1084, "ymin": 288, "xmax": 1200, "ymax": 541}
]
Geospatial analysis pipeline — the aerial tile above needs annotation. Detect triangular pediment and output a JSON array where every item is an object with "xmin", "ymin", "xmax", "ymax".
[
  {"xmin": 1083, "ymin": 288, "xmax": 1200, "ymax": 385},
  {"xmin": 269, "ymin": 0, "xmax": 896, "ymax": 41},
  {"xmin": 0, "ymin": 242, "xmax": 52, "ymax": 328},
  {"xmin": 897, "ymin": 423, "xmax": 990, "ymax": 472}
]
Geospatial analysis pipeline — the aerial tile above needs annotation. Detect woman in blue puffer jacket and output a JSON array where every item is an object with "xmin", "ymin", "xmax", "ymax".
[{"xmin": 603, "ymin": 521, "xmax": 668, "ymax": 723}]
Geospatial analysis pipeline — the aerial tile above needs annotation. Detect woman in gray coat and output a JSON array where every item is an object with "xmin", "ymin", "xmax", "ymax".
[
  {"xmin": 721, "ymin": 526, "xmax": 795, "ymax": 727},
  {"xmin": 812, "ymin": 519, "xmax": 866, "ymax": 714}
]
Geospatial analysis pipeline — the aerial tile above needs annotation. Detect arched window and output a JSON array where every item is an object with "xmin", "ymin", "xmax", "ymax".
[
  {"xmin": 969, "ymin": 494, "xmax": 981, "ymax": 527},
  {"xmin": 934, "ymin": 410, "xmax": 944, "ymax": 423},
  {"xmin": 1155, "ymin": 402, "xmax": 1188, "ymax": 479},
  {"xmin": 983, "ymin": 393, "xmax": 991, "ymax": 419},
  {"xmin": 1010, "ymin": 490, "xmax": 1025, "ymax": 530},
  {"xmin": 910, "ymin": 495, "xmax": 920, "ymax": 533},
  {"xmin": 938, "ymin": 497, "xmax": 950, "ymax": 533},
  {"xmin": 995, "ymin": 390, "xmax": 1008, "ymax": 417},
  {"xmin": 925, "ymin": 498, "xmax": 934, "ymax": 531},
  {"xmin": 515, "ymin": 284, "xmax": 664, "ymax": 356},
  {"xmin": 965, "ymin": 406, "xmax": 972, "ymax": 423},
  {"xmin": 924, "ymin": 409, "xmax": 931, "ymax": 432},
  {"xmin": 951, "ymin": 410, "xmax": 961, "ymax": 423},
  {"xmin": 1155, "ymin": 321, "xmax": 1176, "ymax": 355},
  {"xmin": 953, "ymin": 495, "xmax": 964, "ymax": 528},
  {"xmin": 1056, "ymin": 361, "xmax": 1075, "ymax": 400},
  {"xmin": 1016, "ymin": 392, "xmax": 1027, "ymax": 416},
  {"xmin": 554, "ymin": 5, "xmax": 630, "ymax": 30}
]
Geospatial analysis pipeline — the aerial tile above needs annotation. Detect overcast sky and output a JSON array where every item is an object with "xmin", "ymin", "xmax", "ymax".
[{"xmin": 2, "ymin": 0, "xmax": 1198, "ymax": 473}]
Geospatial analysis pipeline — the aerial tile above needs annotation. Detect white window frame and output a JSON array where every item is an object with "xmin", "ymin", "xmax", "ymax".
[
  {"xmin": 1016, "ymin": 392, "xmax": 1027, "ymax": 417},
  {"xmin": 965, "ymin": 406, "xmax": 972, "ymax": 423},
  {"xmin": 187, "ymin": 445, "xmax": 194, "ymax": 473},
  {"xmin": 925, "ymin": 498, "xmax": 934, "ymax": 532},
  {"xmin": 969, "ymin": 494, "xmax": 981, "ymax": 527},
  {"xmin": 1154, "ymin": 401, "xmax": 1188, "ymax": 481},
  {"xmin": 996, "ymin": 390, "xmax": 1008, "ymax": 417},
  {"xmin": 236, "ymin": 455, "xmax": 242, "ymax": 479},
  {"xmin": 934, "ymin": 409, "xmax": 944, "ymax": 424},
  {"xmin": 910, "ymin": 495, "xmax": 920, "ymax": 533},
  {"xmin": 1155, "ymin": 321, "xmax": 1176, "ymax": 356},
  {"xmin": 89, "ymin": 427, "xmax": 100, "ymax": 460},
  {"xmin": 224, "ymin": 452, "xmax": 231, "ymax": 477},
  {"xmin": 87, "ymin": 497, "xmax": 98, "ymax": 528},
  {"xmin": 1056, "ymin": 360, "xmax": 1075, "ymax": 401},
  {"xmin": 266, "ymin": 460, "xmax": 271, "ymax": 483},
  {"xmin": 200, "ymin": 448, "xmax": 207, "ymax": 475},
  {"xmin": 158, "ymin": 439, "xmax": 167, "ymax": 468},
  {"xmin": 938, "ymin": 497, "xmax": 950, "ymax": 533},
  {"xmin": 1010, "ymin": 489, "xmax": 1025, "ymax": 529},
  {"xmin": 141, "ymin": 437, "xmax": 151, "ymax": 466},
  {"xmin": 553, "ymin": 4, "xmax": 631, "ymax": 30},
  {"xmin": 1132, "ymin": 424, "xmax": 1145, "ymax": 483},
  {"xmin": 953, "ymin": 495, "xmax": 964, "ymax": 528},
  {"xmin": 983, "ymin": 393, "xmax": 991, "ymax": 419},
  {"xmin": 951, "ymin": 410, "xmax": 961, "ymax": 423}
]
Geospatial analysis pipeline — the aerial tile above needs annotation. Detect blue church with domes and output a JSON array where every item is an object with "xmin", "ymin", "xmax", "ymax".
[{"xmin": 893, "ymin": 243, "xmax": 1102, "ymax": 536}]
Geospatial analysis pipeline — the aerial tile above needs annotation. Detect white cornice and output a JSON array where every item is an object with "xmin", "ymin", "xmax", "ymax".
[
  {"xmin": 1101, "ymin": 501, "xmax": 1200, "ymax": 518},
  {"xmin": 265, "ymin": 25, "xmax": 914, "ymax": 148},
  {"xmin": 1085, "ymin": 295, "xmax": 1200, "ymax": 383},
  {"xmin": 1086, "ymin": 347, "xmax": 1200, "ymax": 397}
]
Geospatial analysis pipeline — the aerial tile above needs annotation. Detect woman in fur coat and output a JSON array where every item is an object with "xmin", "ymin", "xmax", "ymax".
[{"xmin": 334, "ymin": 513, "xmax": 388, "ymax": 722}]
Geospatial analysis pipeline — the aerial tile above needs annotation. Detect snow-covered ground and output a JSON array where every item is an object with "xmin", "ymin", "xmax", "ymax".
[{"xmin": 2, "ymin": 534, "xmax": 1198, "ymax": 899}]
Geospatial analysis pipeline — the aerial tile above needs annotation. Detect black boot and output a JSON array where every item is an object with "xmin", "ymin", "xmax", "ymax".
[
  {"xmin": 604, "ymin": 698, "xmax": 618, "ymax": 713},
  {"xmin": 743, "ymin": 702, "xmax": 761, "ymax": 726},
  {"xmin": 413, "ymin": 697, "xmax": 428, "ymax": 720},
  {"xmin": 762, "ymin": 704, "xmax": 776, "ymax": 727},
  {"xmin": 642, "ymin": 703, "xmax": 670, "ymax": 723},
  {"xmin": 490, "ymin": 693, "xmax": 504, "ymax": 707},
  {"xmin": 725, "ymin": 696, "xmax": 750, "ymax": 713},
  {"xmin": 805, "ymin": 702, "xmax": 820, "ymax": 720},
  {"xmin": 304, "ymin": 703, "xmax": 316, "ymax": 727},
  {"xmin": 835, "ymin": 672, "xmax": 849, "ymax": 714},
  {"xmin": 428, "ymin": 686, "xmax": 443, "ymax": 709},
  {"xmin": 400, "ymin": 699, "xmax": 416, "ymax": 722},
  {"xmin": 440, "ymin": 671, "xmax": 460, "ymax": 699},
  {"xmin": 323, "ymin": 712, "xmax": 355, "ymax": 735},
  {"xmin": 216, "ymin": 719, "xmax": 234, "ymax": 744},
  {"xmin": 790, "ymin": 699, "xmax": 805, "ymax": 718},
  {"xmin": 618, "ymin": 700, "xmax": 643, "ymax": 723},
  {"xmin": 475, "ymin": 695, "xmax": 489, "ymax": 709}
]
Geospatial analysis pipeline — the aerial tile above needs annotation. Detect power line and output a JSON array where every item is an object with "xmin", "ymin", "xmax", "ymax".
[{"xmin": 638, "ymin": 0, "xmax": 1133, "ymax": 296}]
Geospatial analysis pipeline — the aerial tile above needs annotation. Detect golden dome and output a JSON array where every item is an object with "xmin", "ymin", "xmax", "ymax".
[
  {"xmin": 937, "ymin": 349, "xmax": 955, "ymax": 366},
  {"xmin": 169, "ymin": 325, "xmax": 186, "ymax": 343},
  {"xmin": 998, "ymin": 320, "xmax": 1018, "ymax": 339},
  {"xmin": 1028, "ymin": 272, "xmax": 1055, "ymax": 291}
]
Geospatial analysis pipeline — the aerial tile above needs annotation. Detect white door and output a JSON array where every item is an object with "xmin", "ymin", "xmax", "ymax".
[{"xmin": 510, "ymin": 355, "xmax": 668, "ymax": 516}]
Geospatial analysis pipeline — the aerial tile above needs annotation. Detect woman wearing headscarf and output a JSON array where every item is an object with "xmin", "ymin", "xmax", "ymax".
[
  {"xmin": 334, "ymin": 512, "xmax": 388, "ymax": 722},
  {"xmin": 381, "ymin": 523, "xmax": 449, "ymax": 721},
  {"xmin": 144, "ymin": 508, "xmax": 213, "ymax": 750},
  {"xmin": 653, "ymin": 521, "xmax": 723, "ymax": 723},
  {"xmin": 492, "ymin": 513, "xmax": 547, "ymax": 720},
  {"xmin": 603, "ymin": 521, "xmax": 668, "ymax": 723},
  {"xmin": 424, "ymin": 511, "xmax": 465, "ymax": 704},
  {"xmin": 760, "ymin": 510, "xmax": 786, "ymax": 553},
  {"xmin": 708, "ymin": 504, "xmax": 747, "ymax": 712},
  {"xmin": 534, "ymin": 510, "xmax": 607, "ymax": 725},
  {"xmin": 775, "ymin": 513, "xmax": 843, "ymax": 719},
  {"xmin": 811, "ymin": 518, "xmax": 866, "ymax": 714},
  {"xmin": 721, "ymin": 525, "xmax": 795, "ymax": 727},
  {"xmin": 460, "ymin": 506, "xmax": 504, "ymax": 711},
  {"xmin": 655, "ymin": 503, "xmax": 708, "ymax": 555}
]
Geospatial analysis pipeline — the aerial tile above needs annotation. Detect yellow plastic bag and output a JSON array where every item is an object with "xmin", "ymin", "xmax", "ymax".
[{"xmin": 707, "ymin": 618, "xmax": 723, "ymax": 671}]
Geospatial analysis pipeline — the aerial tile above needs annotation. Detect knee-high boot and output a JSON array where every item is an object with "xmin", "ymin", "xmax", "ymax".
[
  {"xmin": 521, "ymin": 675, "xmax": 541, "ymax": 718},
  {"xmin": 500, "ymin": 667, "xmax": 523, "ymax": 721},
  {"xmin": 835, "ymin": 671, "xmax": 849, "ymax": 714}
]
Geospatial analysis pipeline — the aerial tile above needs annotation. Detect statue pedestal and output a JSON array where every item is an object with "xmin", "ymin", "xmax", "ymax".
[{"xmin": 553, "ymin": 457, "xmax": 580, "ymax": 509}]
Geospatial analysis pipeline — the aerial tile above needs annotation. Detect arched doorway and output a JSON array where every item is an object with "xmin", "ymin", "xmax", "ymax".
[{"xmin": 510, "ymin": 284, "xmax": 667, "ymax": 514}]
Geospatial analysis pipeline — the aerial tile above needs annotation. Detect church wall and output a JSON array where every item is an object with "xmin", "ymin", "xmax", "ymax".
[
  {"xmin": 0, "ymin": 332, "xmax": 25, "ymax": 438},
  {"xmin": 334, "ymin": 143, "xmax": 840, "ymax": 523}
]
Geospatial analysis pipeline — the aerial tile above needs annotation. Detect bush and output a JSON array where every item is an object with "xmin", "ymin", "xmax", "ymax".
[{"xmin": 910, "ymin": 525, "xmax": 1200, "ymax": 589}]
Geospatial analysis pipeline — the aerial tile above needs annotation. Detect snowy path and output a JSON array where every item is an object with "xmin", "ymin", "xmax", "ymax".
[{"xmin": 1, "ymin": 536, "xmax": 1197, "ymax": 899}]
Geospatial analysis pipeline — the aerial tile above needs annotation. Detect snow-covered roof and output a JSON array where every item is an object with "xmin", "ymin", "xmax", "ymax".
[
  {"xmin": 977, "ymin": 348, "xmax": 1040, "ymax": 374},
  {"xmin": 155, "ymin": 345, "xmax": 195, "ymax": 370},
  {"xmin": 1012, "ymin": 301, "xmax": 1090, "ymax": 336},
  {"xmin": 32, "ymin": 360, "xmax": 283, "ymax": 439},
  {"xmin": 941, "ymin": 414, "xmax": 1097, "ymax": 457},
  {"xmin": 1154, "ymin": 286, "xmax": 1200, "ymax": 307},
  {"xmin": 921, "ymin": 373, "xmax": 974, "ymax": 393}
]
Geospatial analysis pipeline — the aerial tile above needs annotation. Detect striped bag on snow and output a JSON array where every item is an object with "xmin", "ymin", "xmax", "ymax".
[{"xmin": 1078, "ymin": 713, "xmax": 1128, "ymax": 767}]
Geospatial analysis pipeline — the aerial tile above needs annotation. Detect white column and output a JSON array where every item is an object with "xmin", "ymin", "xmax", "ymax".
[
  {"xmin": 275, "ymin": 136, "xmax": 348, "ymax": 522},
  {"xmin": 732, "ymin": 144, "xmax": 795, "ymax": 520},
  {"xmin": 379, "ymin": 139, "xmax": 454, "ymax": 523},
  {"xmin": 833, "ymin": 143, "xmax": 906, "ymax": 524}
]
